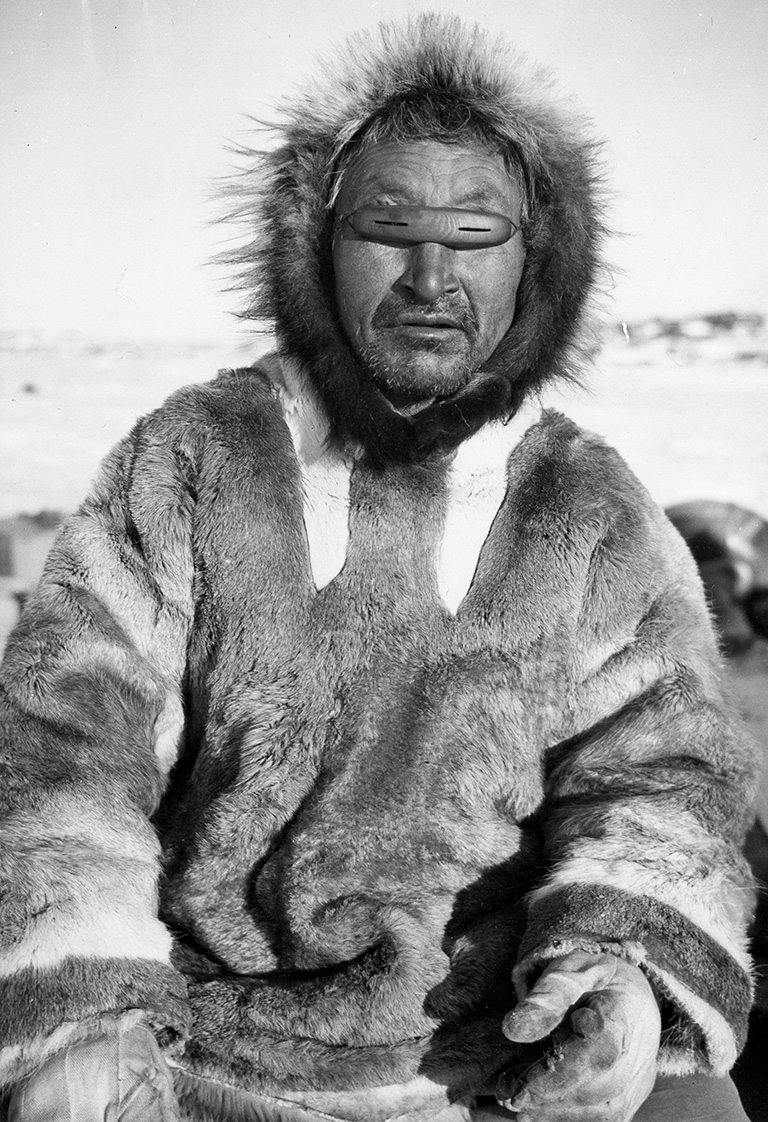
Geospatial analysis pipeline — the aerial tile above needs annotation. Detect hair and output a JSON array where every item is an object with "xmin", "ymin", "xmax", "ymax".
[{"xmin": 327, "ymin": 88, "xmax": 532, "ymax": 224}]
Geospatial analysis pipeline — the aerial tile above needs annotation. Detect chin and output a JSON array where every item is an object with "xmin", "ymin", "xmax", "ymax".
[{"xmin": 365, "ymin": 347, "xmax": 476, "ymax": 404}]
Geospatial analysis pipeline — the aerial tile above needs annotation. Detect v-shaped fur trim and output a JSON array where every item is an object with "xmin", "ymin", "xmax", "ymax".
[{"xmin": 219, "ymin": 13, "xmax": 608, "ymax": 462}]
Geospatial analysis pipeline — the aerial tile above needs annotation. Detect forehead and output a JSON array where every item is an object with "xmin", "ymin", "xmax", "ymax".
[{"xmin": 336, "ymin": 139, "xmax": 520, "ymax": 213}]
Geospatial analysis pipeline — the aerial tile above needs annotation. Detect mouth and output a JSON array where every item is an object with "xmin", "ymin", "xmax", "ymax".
[
  {"xmin": 385, "ymin": 315, "xmax": 466, "ymax": 344},
  {"xmin": 395, "ymin": 314, "xmax": 464, "ymax": 331}
]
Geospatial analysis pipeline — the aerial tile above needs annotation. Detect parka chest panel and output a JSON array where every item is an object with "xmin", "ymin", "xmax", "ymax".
[
  {"xmin": 158, "ymin": 387, "xmax": 572, "ymax": 985},
  {"xmin": 297, "ymin": 414, "xmax": 531, "ymax": 615}
]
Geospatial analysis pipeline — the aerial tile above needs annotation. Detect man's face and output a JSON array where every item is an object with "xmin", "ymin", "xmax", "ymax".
[{"xmin": 332, "ymin": 139, "xmax": 525, "ymax": 403}]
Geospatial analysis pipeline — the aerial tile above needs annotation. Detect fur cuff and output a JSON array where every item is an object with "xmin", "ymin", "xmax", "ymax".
[{"xmin": 516, "ymin": 883, "xmax": 753, "ymax": 1077}]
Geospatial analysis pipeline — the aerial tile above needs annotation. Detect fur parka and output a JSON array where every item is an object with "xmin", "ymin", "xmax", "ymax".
[
  {"xmin": 0, "ymin": 354, "xmax": 758, "ymax": 1118},
  {"xmin": 0, "ymin": 14, "xmax": 759, "ymax": 1122}
]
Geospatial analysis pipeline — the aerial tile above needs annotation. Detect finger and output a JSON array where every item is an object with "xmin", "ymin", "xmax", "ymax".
[
  {"xmin": 495, "ymin": 1087, "xmax": 628, "ymax": 1122},
  {"xmin": 503, "ymin": 952, "xmax": 619, "ymax": 1043},
  {"xmin": 498, "ymin": 994, "xmax": 625, "ymax": 1110}
]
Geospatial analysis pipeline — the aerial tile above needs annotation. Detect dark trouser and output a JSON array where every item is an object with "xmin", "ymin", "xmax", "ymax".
[
  {"xmin": 472, "ymin": 1075, "xmax": 750, "ymax": 1121},
  {"xmin": 632, "ymin": 1075, "xmax": 750, "ymax": 1122}
]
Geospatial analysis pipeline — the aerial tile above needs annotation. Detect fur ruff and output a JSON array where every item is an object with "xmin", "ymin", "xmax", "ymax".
[{"xmin": 219, "ymin": 14, "xmax": 608, "ymax": 462}]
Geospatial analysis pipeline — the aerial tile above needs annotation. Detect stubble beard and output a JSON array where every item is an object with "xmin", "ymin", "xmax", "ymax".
[{"xmin": 357, "ymin": 297, "xmax": 481, "ymax": 405}]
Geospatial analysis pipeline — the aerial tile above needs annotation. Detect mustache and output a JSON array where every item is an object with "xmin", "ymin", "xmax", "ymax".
[{"xmin": 371, "ymin": 294, "xmax": 478, "ymax": 337}]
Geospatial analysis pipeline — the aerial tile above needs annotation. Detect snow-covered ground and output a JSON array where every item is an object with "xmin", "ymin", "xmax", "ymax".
[
  {"xmin": 548, "ymin": 357, "xmax": 768, "ymax": 518},
  {"xmin": 2, "ymin": 334, "xmax": 767, "ymax": 520},
  {"xmin": 0, "ymin": 335, "xmax": 263, "ymax": 518}
]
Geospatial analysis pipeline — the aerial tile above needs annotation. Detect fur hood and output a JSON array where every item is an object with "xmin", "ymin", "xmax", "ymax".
[{"xmin": 221, "ymin": 13, "xmax": 608, "ymax": 462}]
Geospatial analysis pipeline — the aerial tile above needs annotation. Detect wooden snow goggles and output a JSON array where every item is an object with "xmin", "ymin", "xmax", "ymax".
[{"xmin": 341, "ymin": 206, "xmax": 519, "ymax": 249}]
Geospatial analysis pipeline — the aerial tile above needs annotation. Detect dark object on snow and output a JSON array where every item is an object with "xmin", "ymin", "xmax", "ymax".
[
  {"xmin": 668, "ymin": 502, "xmax": 768, "ymax": 1118},
  {"xmin": 666, "ymin": 500, "xmax": 768, "ymax": 656}
]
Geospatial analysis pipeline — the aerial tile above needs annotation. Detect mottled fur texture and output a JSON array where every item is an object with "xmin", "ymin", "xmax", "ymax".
[
  {"xmin": 0, "ymin": 363, "xmax": 757, "ymax": 1116},
  {"xmin": 0, "ymin": 15, "xmax": 759, "ymax": 1120},
  {"xmin": 220, "ymin": 13, "xmax": 608, "ymax": 462}
]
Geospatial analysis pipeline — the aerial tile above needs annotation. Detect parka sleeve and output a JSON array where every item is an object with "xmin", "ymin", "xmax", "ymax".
[
  {"xmin": 512, "ymin": 426, "xmax": 758, "ymax": 1079},
  {"xmin": 0, "ymin": 413, "xmax": 197, "ymax": 1090}
]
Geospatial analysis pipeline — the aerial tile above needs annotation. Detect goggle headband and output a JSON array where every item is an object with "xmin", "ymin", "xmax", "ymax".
[{"xmin": 343, "ymin": 205, "xmax": 517, "ymax": 249}]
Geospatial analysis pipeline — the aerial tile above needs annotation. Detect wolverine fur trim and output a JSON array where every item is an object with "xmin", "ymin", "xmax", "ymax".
[{"xmin": 219, "ymin": 13, "xmax": 608, "ymax": 462}]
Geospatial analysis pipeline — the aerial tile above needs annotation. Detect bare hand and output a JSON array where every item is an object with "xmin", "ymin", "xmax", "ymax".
[
  {"xmin": 498, "ymin": 950, "xmax": 661, "ymax": 1122},
  {"xmin": 7, "ymin": 1026, "xmax": 180, "ymax": 1122}
]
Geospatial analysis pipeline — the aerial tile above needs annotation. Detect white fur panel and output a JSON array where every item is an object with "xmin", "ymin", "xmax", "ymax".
[
  {"xmin": 300, "ymin": 457, "xmax": 352, "ymax": 592},
  {"xmin": 275, "ymin": 356, "xmax": 350, "ymax": 591},
  {"xmin": 153, "ymin": 689, "xmax": 185, "ymax": 780},
  {"xmin": 275, "ymin": 355, "xmax": 540, "ymax": 609},
  {"xmin": 0, "ymin": 796, "xmax": 172, "ymax": 977},
  {"xmin": 529, "ymin": 805, "xmax": 754, "ymax": 972},
  {"xmin": 438, "ymin": 403, "xmax": 539, "ymax": 613},
  {"xmin": 0, "ymin": 906, "xmax": 173, "ymax": 979}
]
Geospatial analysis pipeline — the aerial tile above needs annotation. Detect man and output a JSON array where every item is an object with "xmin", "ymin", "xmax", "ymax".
[{"xmin": 0, "ymin": 15, "xmax": 758, "ymax": 1122}]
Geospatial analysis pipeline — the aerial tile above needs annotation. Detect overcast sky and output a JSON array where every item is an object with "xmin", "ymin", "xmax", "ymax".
[{"xmin": 1, "ymin": 0, "xmax": 766, "ymax": 342}]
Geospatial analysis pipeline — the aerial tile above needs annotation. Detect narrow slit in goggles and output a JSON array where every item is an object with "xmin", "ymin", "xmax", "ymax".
[{"xmin": 343, "ymin": 206, "xmax": 517, "ymax": 249}]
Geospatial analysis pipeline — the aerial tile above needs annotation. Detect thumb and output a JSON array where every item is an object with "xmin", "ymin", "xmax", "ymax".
[{"xmin": 503, "ymin": 951, "xmax": 619, "ymax": 1043}]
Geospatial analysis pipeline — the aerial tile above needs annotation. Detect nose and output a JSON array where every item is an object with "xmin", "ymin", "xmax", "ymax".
[{"xmin": 397, "ymin": 242, "xmax": 459, "ymax": 304}]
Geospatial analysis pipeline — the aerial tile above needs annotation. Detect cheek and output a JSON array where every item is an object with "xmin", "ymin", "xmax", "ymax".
[
  {"xmin": 474, "ymin": 247, "xmax": 525, "ymax": 341},
  {"xmin": 333, "ymin": 243, "xmax": 396, "ymax": 337}
]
